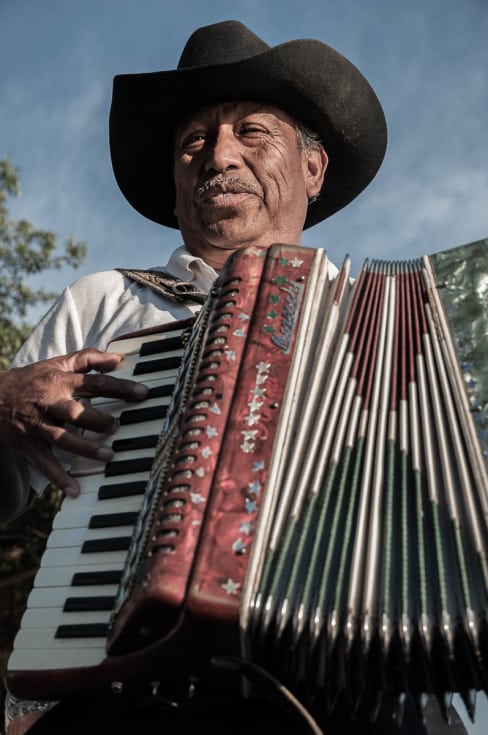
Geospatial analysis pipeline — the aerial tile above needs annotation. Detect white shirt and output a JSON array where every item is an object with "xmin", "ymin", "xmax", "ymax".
[{"xmin": 13, "ymin": 245, "xmax": 218, "ymax": 366}]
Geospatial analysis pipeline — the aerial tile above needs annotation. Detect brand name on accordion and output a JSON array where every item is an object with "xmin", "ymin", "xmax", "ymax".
[{"xmin": 270, "ymin": 279, "xmax": 304, "ymax": 354}]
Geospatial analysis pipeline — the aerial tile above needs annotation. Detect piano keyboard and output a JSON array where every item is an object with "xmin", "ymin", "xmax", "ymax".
[{"xmin": 8, "ymin": 321, "xmax": 193, "ymax": 675}]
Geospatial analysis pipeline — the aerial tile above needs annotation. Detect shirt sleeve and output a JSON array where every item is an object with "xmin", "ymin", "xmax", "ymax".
[{"xmin": 12, "ymin": 285, "xmax": 85, "ymax": 367}]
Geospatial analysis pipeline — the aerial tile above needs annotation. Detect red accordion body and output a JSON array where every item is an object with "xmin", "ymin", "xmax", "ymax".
[{"xmin": 107, "ymin": 244, "xmax": 321, "ymax": 655}]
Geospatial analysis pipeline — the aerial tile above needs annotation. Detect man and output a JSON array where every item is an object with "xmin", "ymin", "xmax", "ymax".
[
  {"xmin": 1, "ymin": 18, "xmax": 386, "ymax": 521},
  {"xmin": 2, "ymin": 19, "xmax": 468, "ymax": 735}
]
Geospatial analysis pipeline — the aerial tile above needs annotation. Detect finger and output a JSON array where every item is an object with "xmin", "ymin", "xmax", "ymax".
[
  {"xmin": 53, "ymin": 430, "xmax": 115, "ymax": 463},
  {"xmin": 34, "ymin": 421, "xmax": 115, "ymax": 463},
  {"xmin": 65, "ymin": 372, "xmax": 149, "ymax": 402},
  {"xmin": 48, "ymin": 399, "xmax": 119, "ymax": 434},
  {"xmin": 26, "ymin": 443, "xmax": 81, "ymax": 498}
]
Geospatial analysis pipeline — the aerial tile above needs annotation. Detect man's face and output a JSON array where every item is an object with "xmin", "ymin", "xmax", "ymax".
[{"xmin": 173, "ymin": 101, "xmax": 327, "ymax": 270}]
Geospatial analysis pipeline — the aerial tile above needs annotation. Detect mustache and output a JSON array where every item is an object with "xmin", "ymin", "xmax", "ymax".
[{"xmin": 196, "ymin": 175, "xmax": 259, "ymax": 199}]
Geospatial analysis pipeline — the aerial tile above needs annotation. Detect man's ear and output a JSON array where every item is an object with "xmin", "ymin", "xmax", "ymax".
[{"xmin": 304, "ymin": 146, "xmax": 328, "ymax": 200}]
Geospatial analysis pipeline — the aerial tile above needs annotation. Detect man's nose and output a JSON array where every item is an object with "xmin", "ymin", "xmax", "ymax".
[{"xmin": 204, "ymin": 127, "xmax": 241, "ymax": 174}]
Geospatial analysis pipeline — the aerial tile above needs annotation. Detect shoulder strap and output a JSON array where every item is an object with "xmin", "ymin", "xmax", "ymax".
[{"xmin": 117, "ymin": 268, "xmax": 207, "ymax": 304}]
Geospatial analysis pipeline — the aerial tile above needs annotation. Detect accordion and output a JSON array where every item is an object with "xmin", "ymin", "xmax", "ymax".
[{"xmin": 7, "ymin": 241, "xmax": 488, "ymax": 725}]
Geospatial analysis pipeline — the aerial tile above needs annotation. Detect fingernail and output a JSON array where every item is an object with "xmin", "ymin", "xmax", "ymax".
[
  {"xmin": 133, "ymin": 383, "xmax": 149, "ymax": 399},
  {"xmin": 64, "ymin": 484, "xmax": 80, "ymax": 498},
  {"xmin": 97, "ymin": 446, "xmax": 114, "ymax": 461}
]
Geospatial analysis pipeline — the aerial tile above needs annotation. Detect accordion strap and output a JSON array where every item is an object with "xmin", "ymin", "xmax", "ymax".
[{"xmin": 117, "ymin": 268, "xmax": 207, "ymax": 304}]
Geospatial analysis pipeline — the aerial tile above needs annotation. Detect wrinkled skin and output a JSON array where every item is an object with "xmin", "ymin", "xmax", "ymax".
[
  {"xmin": 173, "ymin": 101, "xmax": 328, "ymax": 270},
  {"xmin": 0, "ymin": 349, "xmax": 147, "ymax": 520}
]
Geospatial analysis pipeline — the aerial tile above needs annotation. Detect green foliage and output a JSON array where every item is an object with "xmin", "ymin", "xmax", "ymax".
[
  {"xmin": 0, "ymin": 158, "xmax": 87, "ymax": 368},
  {"xmin": 0, "ymin": 485, "xmax": 61, "ymax": 656},
  {"xmin": 0, "ymin": 159, "xmax": 88, "ymax": 722}
]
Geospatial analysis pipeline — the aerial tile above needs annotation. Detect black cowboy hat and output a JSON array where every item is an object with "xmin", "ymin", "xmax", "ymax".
[{"xmin": 109, "ymin": 20, "xmax": 387, "ymax": 229}]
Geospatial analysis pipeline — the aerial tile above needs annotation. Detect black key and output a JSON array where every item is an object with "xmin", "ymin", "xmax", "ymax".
[
  {"xmin": 89, "ymin": 512, "xmax": 139, "ymax": 529},
  {"xmin": 147, "ymin": 383, "xmax": 175, "ymax": 399},
  {"xmin": 133, "ymin": 355, "xmax": 182, "ymax": 375},
  {"xmin": 111, "ymin": 434, "xmax": 159, "ymax": 452},
  {"xmin": 81, "ymin": 537, "xmax": 132, "ymax": 554},
  {"xmin": 140, "ymin": 337, "xmax": 184, "ymax": 356},
  {"xmin": 71, "ymin": 570, "xmax": 122, "ymax": 586},
  {"xmin": 104, "ymin": 457, "xmax": 154, "ymax": 477},
  {"xmin": 119, "ymin": 405, "xmax": 167, "ymax": 425},
  {"xmin": 56, "ymin": 623, "xmax": 109, "ymax": 639},
  {"xmin": 98, "ymin": 481, "xmax": 146, "ymax": 500},
  {"xmin": 64, "ymin": 596, "xmax": 115, "ymax": 612}
]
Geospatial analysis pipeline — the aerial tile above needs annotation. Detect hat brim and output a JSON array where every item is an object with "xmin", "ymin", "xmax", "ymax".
[{"xmin": 109, "ymin": 39, "xmax": 387, "ymax": 229}]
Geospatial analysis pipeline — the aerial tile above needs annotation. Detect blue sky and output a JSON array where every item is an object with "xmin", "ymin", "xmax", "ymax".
[
  {"xmin": 1, "ymin": 1, "xmax": 488, "ymax": 730},
  {"xmin": 1, "ymin": 0, "xmax": 487, "ymax": 301}
]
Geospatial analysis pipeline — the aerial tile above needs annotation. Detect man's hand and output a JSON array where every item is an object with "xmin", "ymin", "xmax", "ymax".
[{"xmin": 0, "ymin": 348, "xmax": 149, "ymax": 498}]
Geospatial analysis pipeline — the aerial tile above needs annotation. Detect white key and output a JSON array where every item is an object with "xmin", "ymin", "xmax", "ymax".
[
  {"xmin": 71, "ymin": 446, "xmax": 157, "ymax": 477},
  {"xmin": 109, "ymin": 418, "xmax": 165, "ymax": 444},
  {"xmin": 73, "ymin": 470, "xmax": 149, "ymax": 496},
  {"xmin": 47, "ymin": 525, "xmax": 133, "ymax": 549},
  {"xmin": 8, "ymin": 645, "xmax": 107, "ymax": 670},
  {"xmin": 89, "ymin": 392, "xmax": 172, "ymax": 416},
  {"xmin": 110, "ymin": 348, "xmax": 184, "ymax": 379},
  {"xmin": 27, "ymin": 585, "xmax": 117, "ymax": 608},
  {"xmin": 68, "ymin": 418, "xmax": 166, "ymax": 453},
  {"xmin": 34, "ymin": 563, "xmax": 123, "ymax": 588},
  {"xmin": 108, "ymin": 328, "xmax": 186, "ymax": 356},
  {"xmin": 39, "ymin": 546, "xmax": 128, "ymax": 567},
  {"xmin": 51, "ymin": 498, "xmax": 142, "ymax": 530},
  {"xmin": 20, "ymin": 608, "xmax": 111, "ymax": 629},
  {"xmin": 91, "ymin": 366, "xmax": 181, "ymax": 398},
  {"xmin": 11, "ymin": 628, "xmax": 107, "ymax": 653}
]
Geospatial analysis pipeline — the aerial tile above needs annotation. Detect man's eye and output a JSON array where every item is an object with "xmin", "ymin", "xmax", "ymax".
[
  {"xmin": 240, "ymin": 124, "xmax": 265, "ymax": 135},
  {"xmin": 181, "ymin": 134, "xmax": 206, "ymax": 150}
]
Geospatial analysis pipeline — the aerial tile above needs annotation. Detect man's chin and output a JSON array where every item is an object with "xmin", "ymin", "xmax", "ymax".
[{"xmin": 201, "ymin": 214, "xmax": 261, "ymax": 247}]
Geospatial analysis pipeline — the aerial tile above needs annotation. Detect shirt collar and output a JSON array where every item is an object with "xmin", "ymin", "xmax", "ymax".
[{"xmin": 163, "ymin": 244, "xmax": 218, "ymax": 293}]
